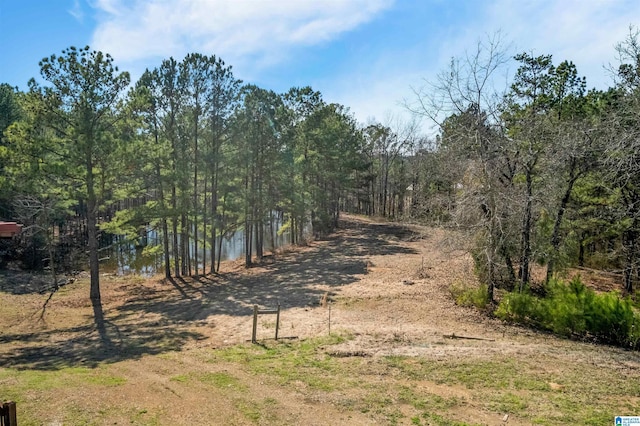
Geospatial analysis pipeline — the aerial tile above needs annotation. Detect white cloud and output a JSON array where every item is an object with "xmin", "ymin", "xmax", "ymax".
[
  {"xmin": 91, "ymin": 0, "xmax": 122, "ymax": 16},
  {"xmin": 89, "ymin": 0, "xmax": 392, "ymax": 68},
  {"xmin": 476, "ymin": 0, "xmax": 640, "ymax": 89},
  {"xmin": 85, "ymin": 0, "xmax": 640, "ymax": 132},
  {"xmin": 344, "ymin": 0, "xmax": 640, "ymax": 130},
  {"xmin": 68, "ymin": 0, "xmax": 84, "ymax": 22}
]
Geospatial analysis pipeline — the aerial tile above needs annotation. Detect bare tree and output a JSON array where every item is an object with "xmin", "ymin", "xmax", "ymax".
[
  {"xmin": 407, "ymin": 33, "xmax": 512, "ymax": 300},
  {"xmin": 602, "ymin": 27, "xmax": 640, "ymax": 292}
]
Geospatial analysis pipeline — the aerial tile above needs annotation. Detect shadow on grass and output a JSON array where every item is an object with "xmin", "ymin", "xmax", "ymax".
[
  {"xmin": 0, "ymin": 324, "xmax": 204, "ymax": 370},
  {"xmin": 0, "ymin": 217, "xmax": 419, "ymax": 370},
  {"xmin": 0, "ymin": 270, "xmax": 59, "ymax": 295},
  {"xmin": 111, "ymin": 218, "xmax": 420, "ymax": 322}
]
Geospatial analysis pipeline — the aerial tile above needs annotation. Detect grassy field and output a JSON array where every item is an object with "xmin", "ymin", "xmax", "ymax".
[
  {"xmin": 1, "ymin": 217, "xmax": 639, "ymax": 425},
  {"xmin": 1, "ymin": 332, "xmax": 639, "ymax": 425}
]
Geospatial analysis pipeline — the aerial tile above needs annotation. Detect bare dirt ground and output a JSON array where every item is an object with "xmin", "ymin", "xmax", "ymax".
[{"xmin": 1, "ymin": 214, "xmax": 639, "ymax": 425}]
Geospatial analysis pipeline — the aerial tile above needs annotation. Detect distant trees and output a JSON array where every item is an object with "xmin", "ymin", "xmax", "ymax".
[
  {"xmin": 3, "ymin": 27, "xmax": 640, "ymax": 314},
  {"xmin": 409, "ymin": 34, "xmax": 512, "ymax": 301},
  {"xmin": 356, "ymin": 118, "xmax": 418, "ymax": 218},
  {"xmin": 407, "ymin": 30, "xmax": 640, "ymax": 297},
  {"xmin": 1, "ymin": 45, "xmax": 371, "ymax": 297},
  {"xmin": 0, "ymin": 84, "xmax": 23, "ymax": 219},
  {"xmin": 603, "ymin": 28, "xmax": 640, "ymax": 293},
  {"xmin": 131, "ymin": 54, "xmax": 243, "ymax": 277},
  {"xmin": 126, "ymin": 54, "xmax": 368, "ymax": 274}
]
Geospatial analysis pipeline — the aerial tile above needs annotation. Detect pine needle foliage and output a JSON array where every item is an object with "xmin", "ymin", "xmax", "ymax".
[{"xmin": 496, "ymin": 277, "xmax": 640, "ymax": 348}]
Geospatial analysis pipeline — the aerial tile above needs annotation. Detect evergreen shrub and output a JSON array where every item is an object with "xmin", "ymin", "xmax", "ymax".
[
  {"xmin": 450, "ymin": 282, "xmax": 490, "ymax": 310},
  {"xmin": 495, "ymin": 277, "xmax": 639, "ymax": 348}
]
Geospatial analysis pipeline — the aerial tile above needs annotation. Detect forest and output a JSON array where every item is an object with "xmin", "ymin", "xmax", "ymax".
[{"xmin": 1, "ymin": 30, "xmax": 640, "ymax": 345}]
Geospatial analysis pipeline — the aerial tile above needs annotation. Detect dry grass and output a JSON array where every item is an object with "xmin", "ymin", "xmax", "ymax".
[{"xmin": 0, "ymin": 214, "xmax": 639, "ymax": 425}]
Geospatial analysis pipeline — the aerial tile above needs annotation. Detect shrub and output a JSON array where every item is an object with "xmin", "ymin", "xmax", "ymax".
[
  {"xmin": 495, "ymin": 277, "xmax": 639, "ymax": 348},
  {"xmin": 494, "ymin": 290, "xmax": 545, "ymax": 326},
  {"xmin": 450, "ymin": 282, "xmax": 491, "ymax": 310}
]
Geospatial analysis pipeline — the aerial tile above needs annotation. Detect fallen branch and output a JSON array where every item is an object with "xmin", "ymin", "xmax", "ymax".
[
  {"xmin": 443, "ymin": 333, "xmax": 495, "ymax": 342},
  {"xmin": 38, "ymin": 278, "xmax": 72, "ymax": 322},
  {"xmin": 326, "ymin": 350, "xmax": 371, "ymax": 358},
  {"xmin": 244, "ymin": 336, "xmax": 299, "ymax": 343}
]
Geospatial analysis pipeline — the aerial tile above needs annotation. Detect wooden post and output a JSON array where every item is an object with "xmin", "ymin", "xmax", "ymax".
[
  {"xmin": 1, "ymin": 401, "xmax": 17, "ymax": 426},
  {"xmin": 8, "ymin": 401, "xmax": 17, "ymax": 426},
  {"xmin": 252, "ymin": 305, "xmax": 258, "ymax": 344},
  {"xmin": 275, "ymin": 304, "xmax": 280, "ymax": 340},
  {"xmin": 328, "ymin": 304, "xmax": 331, "ymax": 336},
  {"xmin": 251, "ymin": 304, "xmax": 282, "ymax": 344}
]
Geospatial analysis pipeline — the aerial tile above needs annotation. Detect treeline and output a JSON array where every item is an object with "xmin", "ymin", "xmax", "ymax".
[
  {"xmin": 3, "ymin": 28, "xmax": 640, "ymax": 312},
  {"xmin": 404, "ymin": 30, "xmax": 640, "ymax": 301},
  {"xmin": 0, "ymin": 47, "xmax": 396, "ymax": 306}
]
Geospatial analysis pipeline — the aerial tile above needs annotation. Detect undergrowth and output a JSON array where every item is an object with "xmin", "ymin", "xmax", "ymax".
[
  {"xmin": 495, "ymin": 277, "xmax": 640, "ymax": 349},
  {"xmin": 450, "ymin": 282, "xmax": 491, "ymax": 310}
]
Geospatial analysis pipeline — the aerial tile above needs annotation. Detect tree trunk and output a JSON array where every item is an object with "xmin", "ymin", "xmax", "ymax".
[
  {"xmin": 157, "ymin": 163, "xmax": 171, "ymax": 278},
  {"xmin": 217, "ymin": 209, "xmax": 225, "ymax": 272},
  {"xmin": 202, "ymin": 177, "xmax": 207, "ymax": 275},
  {"xmin": 245, "ymin": 215, "xmax": 252, "ymax": 267},
  {"xmin": 172, "ymin": 186, "xmax": 180, "ymax": 277},
  {"xmin": 546, "ymin": 167, "xmax": 578, "ymax": 283},
  {"xmin": 269, "ymin": 210, "xmax": 276, "ymax": 252},
  {"xmin": 519, "ymin": 168, "xmax": 533, "ymax": 288},
  {"xmin": 382, "ymin": 162, "xmax": 389, "ymax": 217},
  {"xmin": 86, "ymin": 157, "xmax": 100, "ymax": 303},
  {"xmin": 255, "ymin": 220, "xmax": 263, "ymax": 260},
  {"xmin": 87, "ymin": 213, "xmax": 100, "ymax": 301},
  {"xmin": 210, "ymin": 172, "xmax": 217, "ymax": 273},
  {"xmin": 210, "ymin": 149, "xmax": 220, "ymax": 273},
  {"xmin": 181, "ymin": 213, "xmax": 188, "ymax": 276},
  {"xmin": 193, "ymin": 114, "xmax": 199, "ymax": 276},
  {"xmin": 485, "ymin": 201, "xmax": 497, "ymax": 302},
  {"xmin": 624, "ymin": 228, "xmax": 637, "ymax": 293}
]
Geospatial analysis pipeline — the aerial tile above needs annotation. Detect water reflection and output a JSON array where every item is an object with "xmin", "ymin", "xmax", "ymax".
[{"xmin": 101, "ymin": 217, "xmax": 309, "ymax": 276}]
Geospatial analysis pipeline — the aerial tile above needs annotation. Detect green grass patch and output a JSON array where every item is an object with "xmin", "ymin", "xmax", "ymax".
[
  {"xmin": 0, "ymin": 365, "xmax": 127, "ymax": 425},
  {"xmin": 169, "ymin": 373, "xmax": 190, "ymax": 383},
  {"xmin": 214, "ymin": 335, "xmax": 347, "ymax": 391},
  {"xmin": 384, "ymin": 356, "xmax": 520, "ymax": 389},
  {"xmin": 0, "ymin": 366, "xmax": 125, "ymax": 395},
  {"xmin": 1, "ymin": 328, "xmax": 637, "ymax": 426},
  {"xmin": 199, "ymin": 371, "xmax": 246, "ymax": 390},
  {"xmin": 381, "ymin": 354, "xmax": 640, "ymax": 424},
  {"xmin": 235, "ymin": 399, "xmax": 262, "ymax": 422},
  {"xmin": 169, "ymin": 371, "xmax": 247, "ymax": 391},
  {"xmin": 232, "ymin": 397, "xmax": 279, "ymax": 424},
  {"xmin": 488, "ymin": 392, "xmax": 528, "ymax": 413},
  {"xmin": 398, "ymin": 386, "xmax": 461, "ymax": 411},
  {"xmin": 416, "ymin": 412, "xmax": 477, "ymax": 426}
]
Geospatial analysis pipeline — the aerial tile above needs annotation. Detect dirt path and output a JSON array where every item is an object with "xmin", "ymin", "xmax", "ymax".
[
  {"xmin": 1, "ymin": 214, "xmax": 639, "ymax": 425},
  {"xmin": 2, "ymin": 212, "xmax": 639, "ymax": 370}
]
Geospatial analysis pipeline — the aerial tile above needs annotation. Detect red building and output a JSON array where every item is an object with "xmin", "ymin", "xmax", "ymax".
[{"xmin": 0, "ymin": 222, "xmax": 22, "ymax": 238}]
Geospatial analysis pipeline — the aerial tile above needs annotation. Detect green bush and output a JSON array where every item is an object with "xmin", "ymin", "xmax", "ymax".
[
  {"xmin": 495, "ymin": 277, "xmax": 639, "ymax": 349},
  {"xmin": 494, "ymin": 290, "xmax": 545, "ymax": 325},
  {"xmin": 450, "ymin": 282, "xmax": 490, "ymax": 310}
]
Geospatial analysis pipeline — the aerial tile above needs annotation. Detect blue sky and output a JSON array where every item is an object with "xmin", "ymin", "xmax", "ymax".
[{"xmin": 1, "ymin": 0, "xmax": 640, "ymax": 126}]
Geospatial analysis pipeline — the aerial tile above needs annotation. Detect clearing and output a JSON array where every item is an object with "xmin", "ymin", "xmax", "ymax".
[{"xmin": 0, "ymin": 214, "xmax": 639, "ymax": 425}]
